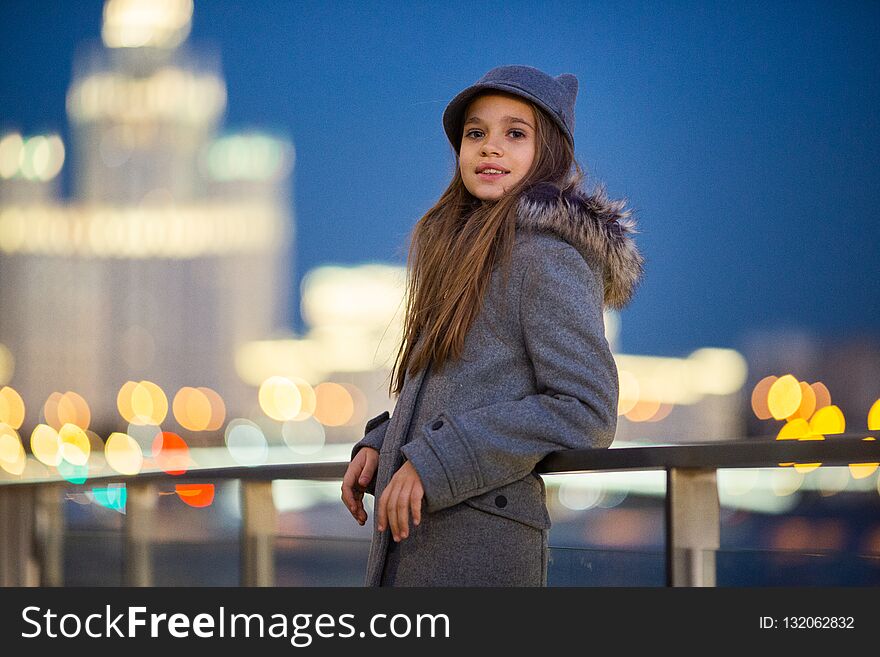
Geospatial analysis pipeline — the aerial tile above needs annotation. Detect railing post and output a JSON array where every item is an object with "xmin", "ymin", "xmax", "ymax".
[
  {"xmin": 35, "ymin": 483, "xmax": 65, "ymax": 586},
  {"xmin": 665, "ymin": 467, "xmax": 720, "ymax": 587},
  {"xmin": 0, "ymin": 485, "xmax": 39, "ymax": 586},
  {"xmin": 241, "ymin": 481, "xmax": 276, "ymax": 587},
  {"xmin": 124, "ymin": 481, "xmax": 155, "ymax": 586}
]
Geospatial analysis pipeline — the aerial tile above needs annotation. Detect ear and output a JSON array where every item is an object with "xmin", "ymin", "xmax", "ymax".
[{"xmin": 556, "ymin": 73, "xmax": 578, "ymax": 99}]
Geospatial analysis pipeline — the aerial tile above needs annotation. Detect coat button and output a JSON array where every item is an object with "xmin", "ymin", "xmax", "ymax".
[
  {"xmin": 494, "ymin": 495, "xmax": 507, "ymax": 508},
  {"xmin": 431, "ymin": 420, "xmax": 444, "ymax": 430}
]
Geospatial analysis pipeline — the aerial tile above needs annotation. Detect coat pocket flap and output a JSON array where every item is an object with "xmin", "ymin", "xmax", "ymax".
[{"xmin": 463, "ymin": 475, "xmax": 551, "ymax": 530}]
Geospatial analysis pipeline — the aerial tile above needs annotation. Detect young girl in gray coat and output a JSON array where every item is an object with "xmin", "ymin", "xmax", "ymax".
[{"xmin": 341, "ymin": 64, "xmax": 645, "ymax": 586}]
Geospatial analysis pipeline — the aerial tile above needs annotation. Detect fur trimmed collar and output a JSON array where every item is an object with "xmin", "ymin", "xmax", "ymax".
[{"xmin": 516, "ymin": 182, "xmax": 645, "ymax": 310}]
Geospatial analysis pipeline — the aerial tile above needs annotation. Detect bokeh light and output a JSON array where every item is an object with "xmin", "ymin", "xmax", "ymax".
[
  {"xmin": 59, "ymin": 422, "xmax": 91, "ymax": 466},
  {"xmin": 787, "ymin": 381, "xmax": 816, "ymax": 421},
  {"xmin": 105, "ymin": 431, "xmax": 144, "ymax": 475},
  {"xmin": 30, "ymin": 423, "xmax": 63, "ymax": 466},
  {"xmin": 767, "ymin": 374, "xmax": 802, "ymax": 420},
  {"xmin": 176, "ymin": 483, "xmax": 214, "ymax": 508},
  {"xmin": 849, "ymin": 437, "xmax": 878, "ymax": 479},
  {"xmin": 809, "ymin": 405, "xmax": 845, "ymax": 435},
  {"xmin": 281, "ymin": 416, "xmax": 326, "ymax": 455},
  {"xmin": 810, "ymin": 381, "xmax": 832, "ymax": 413},
  {"xmin": 750, "ymin": 375, "xmax": 776, "ymax": 419},
  {"xmin": 58, "ymin": 459, "xmax": 89, "ymax": 485},
  {"xmin": 118, "ymin": 380, "xmax": 168, "ymax": 425},
  {"xmin": 868, "ymin": 399, "xmax": 880, "ymax": 431},
  {"xmin": 91, "ymin": 484, "xmax": 126, "ymax": 513},
  {"xmin": 0, "ymin": 422, "xmax": 26, "ymax": 475},
  {"xmin": 0, "ymin": 386, "xmax": 25, "ymax": 429},
  {"xmin": 151, "ymin": 431, "xmax": 189, "ymax": 475},
  {"xmin": 224, "ymin": 418, "xmax": 268, "ymax": 466},
  {"xmin": 258, "ymin": 376, "xmax": 303, "ymax": 422},
  {"xmin": 312, "ymin": 382, "xmax": 354, "ymax": 427}
]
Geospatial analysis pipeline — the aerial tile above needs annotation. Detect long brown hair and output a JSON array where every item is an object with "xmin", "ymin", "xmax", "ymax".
[{"xmin": 388, "ymin": 92, "xmax": 585, "ymax": 396}]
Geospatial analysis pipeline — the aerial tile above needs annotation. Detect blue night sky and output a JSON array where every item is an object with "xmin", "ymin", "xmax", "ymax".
[{"xmin": 1, "ymin": 0, "xmax": 878, "ymax": 358}]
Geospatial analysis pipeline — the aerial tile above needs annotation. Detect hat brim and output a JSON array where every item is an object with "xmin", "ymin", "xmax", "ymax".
[{"xmin": 442, "ymin": 81, "xmax": 573, "ymax": 152}]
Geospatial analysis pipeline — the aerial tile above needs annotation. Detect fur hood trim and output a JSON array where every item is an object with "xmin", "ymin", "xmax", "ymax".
[{"xmin": 516, "ymin": 182, "xmax": 645, "ymax": 310}]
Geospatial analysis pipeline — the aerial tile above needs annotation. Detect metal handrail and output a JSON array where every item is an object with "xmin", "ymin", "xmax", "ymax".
[{"xmin": 1, "ymin": 432, "xmax": 878, "ymax": 587}]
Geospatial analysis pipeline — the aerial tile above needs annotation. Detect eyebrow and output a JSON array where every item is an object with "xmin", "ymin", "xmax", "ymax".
[{"xmin": 463, "ymin": 115, "xmax": 535, "ymax": 130}]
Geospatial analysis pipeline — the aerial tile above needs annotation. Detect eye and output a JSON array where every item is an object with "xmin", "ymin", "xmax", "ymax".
[
  {"xmin": 508, "ymin": 129, "xmax": 526, "ymax": 139},
  {"xmin": 465, "ymin": 129, "xmax": 483, "ymax": 139}
]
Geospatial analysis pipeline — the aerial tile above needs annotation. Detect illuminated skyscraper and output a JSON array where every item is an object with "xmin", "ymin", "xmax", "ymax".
[{"xmin": 0, "ymin": 0, "xmax": 294, "ymax": 434}]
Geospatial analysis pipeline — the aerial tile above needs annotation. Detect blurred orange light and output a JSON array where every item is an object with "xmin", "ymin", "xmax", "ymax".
[
  {"xmin": 751, "ymin": 375, "xmax": 777, "ymax": 420},
  {"xmin": 151, "ymin": 431, "xmax": 189, "ymax": 475},
  {"xmin": 810, "ymin": 381, "xmax": 832, "ymax": 412},
  {"xmin": 198, "ymin": 386, "xmax": 226, "ymax": 431},
  {"xmin": 786, "ymin": 381, "xmax": 816, "ymax": 422},
  {"xmin": 176, "ymin": 483, "xmax": 214, "ymax": 508},
  {"xmin": 312, "ymin": 382, "xmax": 353, "ymax": 427}
]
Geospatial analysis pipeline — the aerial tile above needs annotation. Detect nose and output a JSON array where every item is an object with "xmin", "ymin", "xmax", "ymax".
[{"xmin": 480, "ymin": 135, "xmax": 502, "ymax": 157}]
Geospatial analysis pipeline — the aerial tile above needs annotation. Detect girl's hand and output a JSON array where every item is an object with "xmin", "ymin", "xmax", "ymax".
[
  {"xmin": 341, "ymin": 447, "xmax": 379, "ymax": 525},
  {"xmin": 376, "ymin": 460, "xmax": 424, "ymax": 542}
]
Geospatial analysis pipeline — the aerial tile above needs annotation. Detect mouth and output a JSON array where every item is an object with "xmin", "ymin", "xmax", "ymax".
[{"xmin": 476, "ymin": 169, "xmax": 510, "ymax": 181}]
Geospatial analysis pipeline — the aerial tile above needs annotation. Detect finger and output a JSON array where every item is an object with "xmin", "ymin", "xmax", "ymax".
[
  {"xmin": 410, "ymin": 485, "xmax": 422, "ymax": 527},
  {"xmin": 359, "ymin": 453, "xmax": 377, "ymax": 488},
  {"xmin": 386, "ymin": 482, "xmax": 402, "ymax": 539},
  {"xmin": 353, "ymin": 490, "xmax": 367, "ymax": 524},
  {"xmin": 340, "ymin": 463, "xmax": 360, "ymax": 514},
  {"xmin": 396, "ymin": 480, "xmax": 413, "ymax": 539}
]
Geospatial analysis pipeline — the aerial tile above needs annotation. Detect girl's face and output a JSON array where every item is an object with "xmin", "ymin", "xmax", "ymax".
[{"xmin": 459, "ymin": 93, "xmax": 537, "ymax": 202}]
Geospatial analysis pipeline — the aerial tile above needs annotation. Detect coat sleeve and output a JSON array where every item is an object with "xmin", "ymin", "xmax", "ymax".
[
  {"xmin": 400, "ymin": 238, "xmax": 619, "ymax": 513},
  {"xmin": 349, "ymin": 410, "xmax": 391, "ymax": 496}
]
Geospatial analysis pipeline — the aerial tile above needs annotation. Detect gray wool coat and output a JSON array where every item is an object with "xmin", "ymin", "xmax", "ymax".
[{"xmin": 350, "ymin": 181, "xmax": 644, "ymax": 587}]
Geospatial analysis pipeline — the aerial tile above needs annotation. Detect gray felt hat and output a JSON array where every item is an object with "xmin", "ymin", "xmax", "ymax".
[{"xmin": 443, "ymin": 65, "xmax": 579, "ymax": 152}]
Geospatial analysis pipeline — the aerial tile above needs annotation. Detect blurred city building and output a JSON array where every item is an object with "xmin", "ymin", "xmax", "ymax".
[{"xmin": 0, "ymin": 0, "xmax": 293, "ymax": 439}]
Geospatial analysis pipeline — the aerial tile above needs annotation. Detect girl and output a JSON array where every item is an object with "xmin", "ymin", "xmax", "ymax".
[{"xmin": 341, "ymin": 64, "xmax": 644, "ymax": 586}]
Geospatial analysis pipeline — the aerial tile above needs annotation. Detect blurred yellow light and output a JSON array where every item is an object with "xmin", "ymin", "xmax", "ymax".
[
  {"xmin": 312, "ymin": 382, "xmax": 354, "ymax": 427},
  {"xmin": 848, "ymin": 437, "xmax": 878, "ymax": 479},
  {"xmin": 198, "ymin": 386, "xmax": 226, "ymax": 431},
  {"xmin": 787, "ymin": 381, "xmax": 816, "ymax": 421},
  {"xmin": 768, "ymin": 374, "xmax": 802, "ymax": 420},
  {"xmin": 771, "ymin": 468, "xmax": 804, "ymax": 496},
  {"xmin": 0, "ymin": 133, "xmax": 23, "ymax": 179},
  {"xmin": 686, "ymin": 347, "xmax": 748, "ymax": 395},
  {"xmin": 59, "ymin": 423, "xmax": 91, "ymax": 466},
  {"xmin": 116, "ymin": 380, "xmax": 137, "ymax": 423},
  {"xmin": 129, "ymin": 380, "xmax": 168, "ymax": 425},
  {"xmin": 31, "ymin": 423, "xmax": 63, "ymax": 466},
  {"xmin": 809, "ymin": 405, "xmax": 845, "ymax": 435},
  {"xmin": 0, "ymin": 386, "xmax": 25, "ymax": 429},
  {"xmin": 102, "ymin": 0, "xmax": 193, "ymax": 49},
  {"xmin": 286, "ymin": 378, "xmax": 316, "ymax": 421},
  {"xmin": 259, "ymin": 376, "xmax": 303, "ymax": 422},
  {"xmin": 868, "ymin": 399, "xmax": 880, "ymax": 431},
  {"xmin": 751, "ymin": 375, "xmax": 777, "ymax": 420},
  {"xmin": 0, "ymin": 423, "xmax": 27, "ymax": 475},
  {"xmin": 776, "ymin": 418, "xmax": 813, "ymax": 467},
  {"xmin": 105, "ymin": 432, "xmax": 144, "ymax": 475}
]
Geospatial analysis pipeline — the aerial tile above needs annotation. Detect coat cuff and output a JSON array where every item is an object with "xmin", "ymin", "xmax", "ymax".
[{"xmin": 400, "ymin": 414, "xmax": 483, "ymax": 512}]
